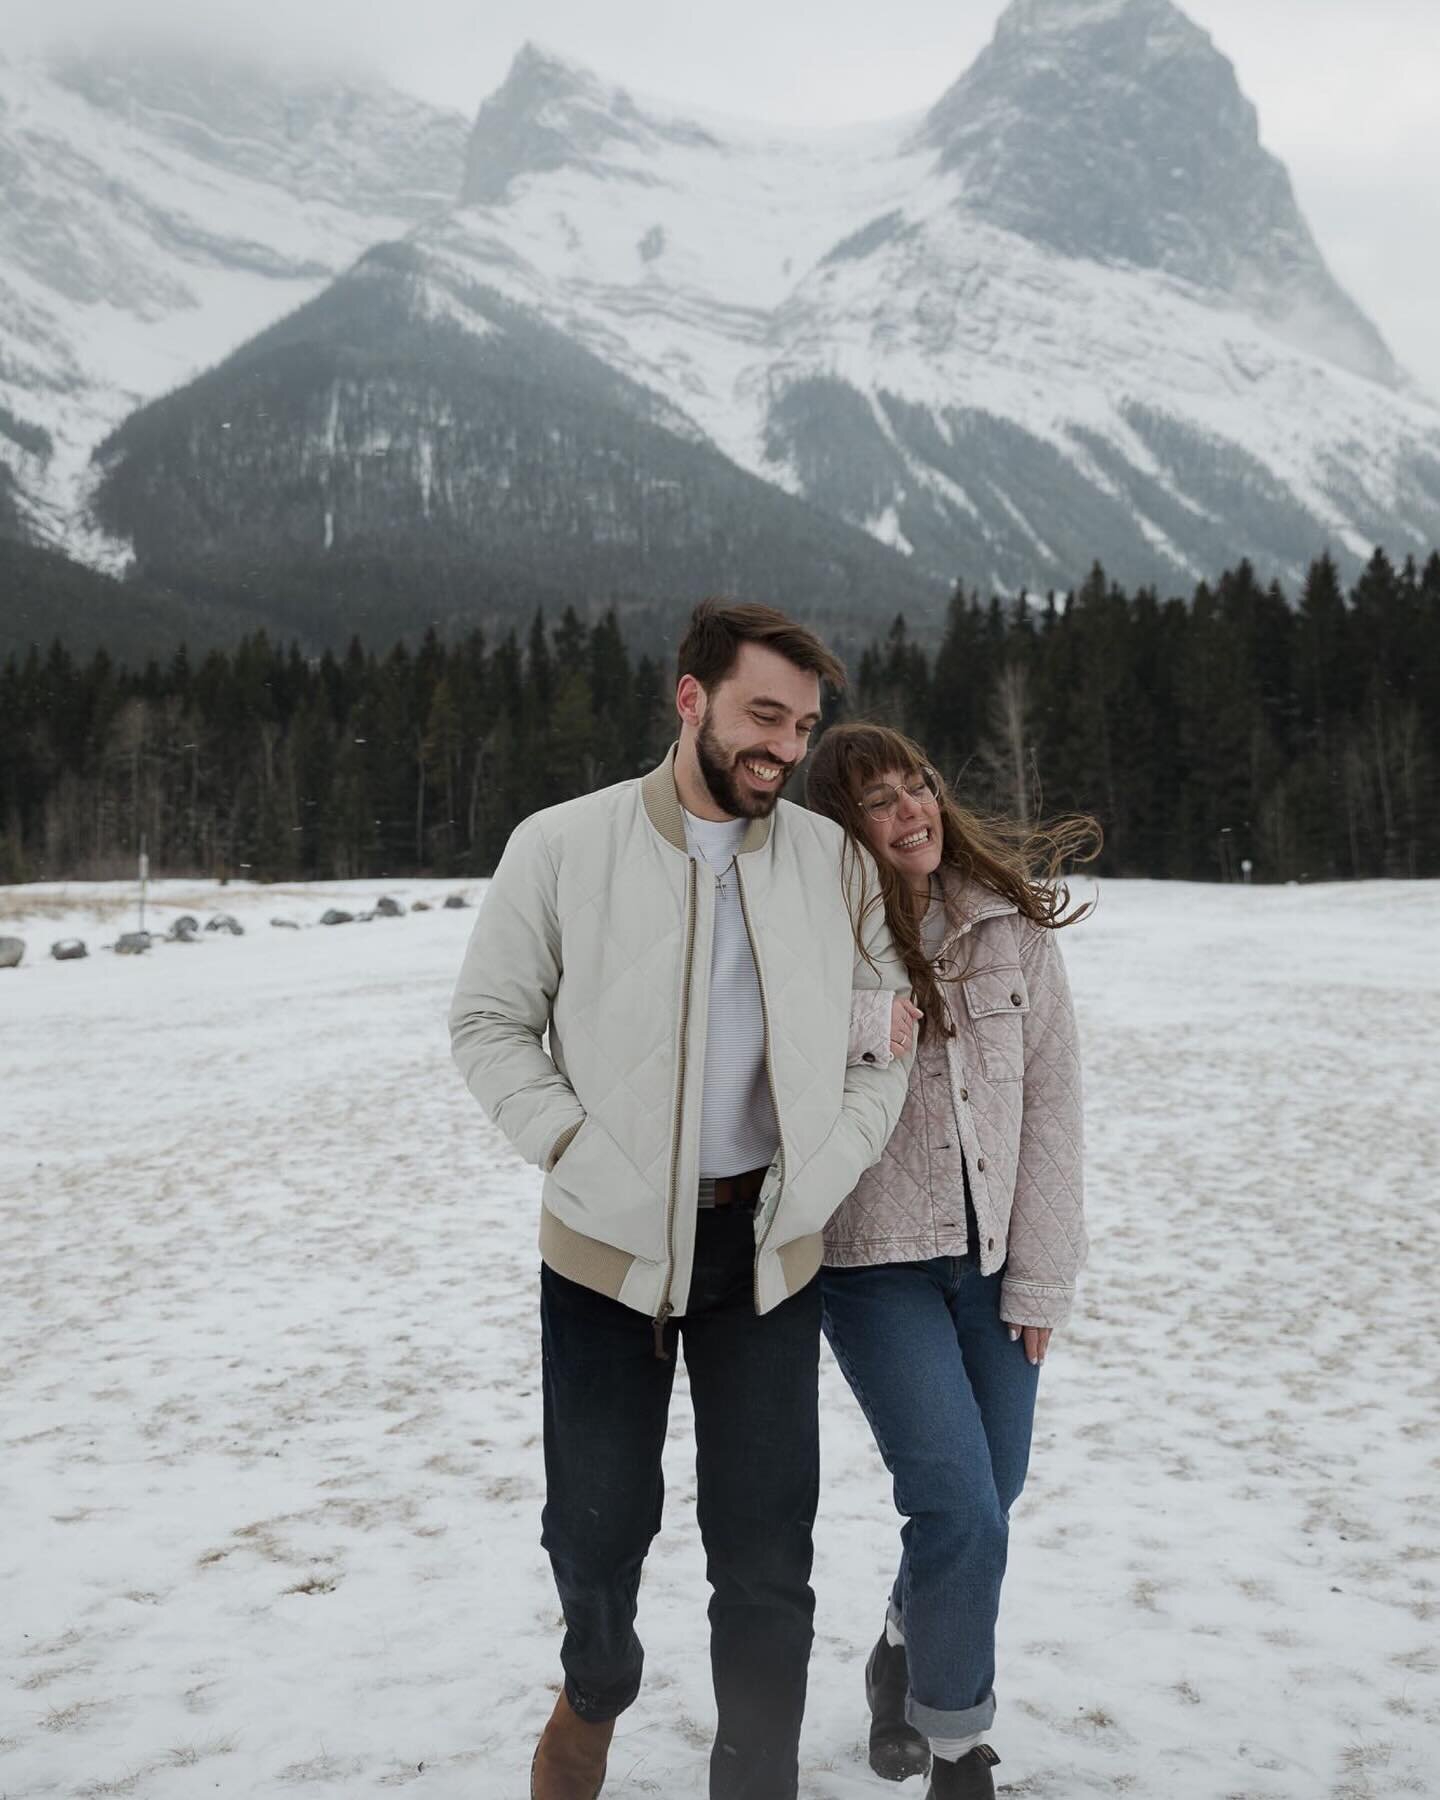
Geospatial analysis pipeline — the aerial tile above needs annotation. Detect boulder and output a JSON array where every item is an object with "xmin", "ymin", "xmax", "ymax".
[
  {"xmin": 115, "ymin": 931, "xmax": 152, "ymax": 955},
  {"xmin": 0, "ymin": 937, "xmax": 24, "ymax": 969},
  {"xmin": 206, "ymin": 913, "xmax": 244, "ymax": 935},
  {"xmin": 168, "ymin": 916, "xmax": 200, "ymax": 942},
  {"xmin": 271, "ymin": 918, "xmax": 301, "ymax": 930},
  {"xmin": 320, "ymin": 909, "xmax": 354, "ymax": 926},
  {"xmin": 443, "ymin": 894, "xmax": 470, "ymax": 910},
  {"xmin": 52, "ymin": 938, "xmax": 88, "ymax": 961},
  {"xmin": 411, "ymin": 901, "xmax": 431, "ymax": 913},
  {"xmin": 375, "ymin": 895, "xmax": 406, "ymax": 917}
]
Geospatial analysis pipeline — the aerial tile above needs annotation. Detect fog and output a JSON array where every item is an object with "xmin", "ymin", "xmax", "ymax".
[{"xmin": 3, "ymin": 0, "xmax": 1437, "ymax": 396}]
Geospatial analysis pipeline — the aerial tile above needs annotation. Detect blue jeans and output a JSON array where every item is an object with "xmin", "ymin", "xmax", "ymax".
[
  {"xmin": 540, "ymin": 1206, "xmax": 821, "ymax": 1800},
  {"xmin": 820, "ymin": 1256, "xmax": 1039, "ymax": 1740}
]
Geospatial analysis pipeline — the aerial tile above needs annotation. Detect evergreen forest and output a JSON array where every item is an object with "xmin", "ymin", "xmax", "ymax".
[{"xmin": 2, "ymin": 549, "xmax": 1437, "ymax": 886}]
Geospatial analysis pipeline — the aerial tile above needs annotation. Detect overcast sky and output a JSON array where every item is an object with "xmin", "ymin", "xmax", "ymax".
[{"xmin": 8, "ymin": 0, "xmax": 1438, "ymax": 399}]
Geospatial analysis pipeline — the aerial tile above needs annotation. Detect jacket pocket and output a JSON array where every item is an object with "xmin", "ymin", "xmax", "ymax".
[
  {"xmin": 544, "ymin": 1114, "xmax": 668, "ymax": 1262},
  {"xmin": 962, "ymin": 965, "xmax": 1030, "ymax": 1083},
  {"xmin": 547, "ymin": 1116, "xmax": 586, "ymax": 1171}
]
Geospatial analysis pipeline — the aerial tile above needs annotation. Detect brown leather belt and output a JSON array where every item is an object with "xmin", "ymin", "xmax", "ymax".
[{"xmin": 697, "ymin": 1166, "xmax": 768, "ymax": 1211}]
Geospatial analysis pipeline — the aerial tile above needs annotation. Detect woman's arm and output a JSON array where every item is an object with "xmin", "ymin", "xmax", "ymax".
[
  {"xmin": 847, "ymin": 991, "xmax": 923, "ymax": 1066},
  {"xmin": 999, "ymin": 926, "xmax": 1086, "ymax": 1335}
]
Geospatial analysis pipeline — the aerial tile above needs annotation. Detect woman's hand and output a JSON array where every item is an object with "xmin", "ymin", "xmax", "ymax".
[
  {"xmin": 1006, "ymin": 1323, "xmax": 1052, "ymax": 1366},
  {"xmin": 889, "ymin": 996, "xmax": 923, "ymax": 1056}
]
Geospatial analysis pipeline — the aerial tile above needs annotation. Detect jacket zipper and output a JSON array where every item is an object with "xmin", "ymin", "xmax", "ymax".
[
  {"xmin": 653, "ymin": 855, "xmax": 698, "ymax": 1359},
  {"xmin": 735, "ymin": 861, "xmax": 786, "ymax": 1315}
]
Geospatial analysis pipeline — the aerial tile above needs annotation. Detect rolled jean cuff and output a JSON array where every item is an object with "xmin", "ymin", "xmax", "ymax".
[
  {"xmin": 906, "ymin": 1689, "xmax": 997, "ymax": 1740},
  {"xmin": 564, "ymin": 1675, "xmax": 638, "ymax": 1726}
]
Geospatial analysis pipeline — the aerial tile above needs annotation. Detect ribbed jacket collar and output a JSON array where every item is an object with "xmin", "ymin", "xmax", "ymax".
[{"xmin": 640, "ymin": 744, "xmax": 774, "ymax": 855}]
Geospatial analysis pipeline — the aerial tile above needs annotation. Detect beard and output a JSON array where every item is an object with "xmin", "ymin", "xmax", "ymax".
[{"xmin": 695, "ymin": 713, "xmax": 790, "ymax": 819}]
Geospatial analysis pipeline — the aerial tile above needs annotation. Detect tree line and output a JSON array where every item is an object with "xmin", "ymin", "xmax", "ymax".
[{"xmin": 2, "ymin": 549, "xmax": 1437, "ymax": 885}]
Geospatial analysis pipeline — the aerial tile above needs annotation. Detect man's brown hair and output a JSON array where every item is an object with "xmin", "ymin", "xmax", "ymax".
[{"xmin": 676, "ymin": 600, "xmax": 847, "ymax": 694}]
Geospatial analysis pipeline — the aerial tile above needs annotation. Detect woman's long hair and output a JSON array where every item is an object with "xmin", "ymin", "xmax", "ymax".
[{"xmin": 805, "ymin": 722, "xmax": 1102, "ymax": 1039}]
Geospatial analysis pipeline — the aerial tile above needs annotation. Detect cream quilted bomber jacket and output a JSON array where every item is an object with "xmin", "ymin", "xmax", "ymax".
[
  {"xmin": 831, "ymin": 873, "xmax": 1086, "ymax": 1329},
  {"xmin": 449, "ymin": 749, "xmax": 912, "ymax": 1321}
]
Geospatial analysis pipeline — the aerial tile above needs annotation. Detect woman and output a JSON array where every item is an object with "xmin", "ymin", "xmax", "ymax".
[{"xmin": 806, "ymin": 722, "xmax": 1098, "ymax": 1800}]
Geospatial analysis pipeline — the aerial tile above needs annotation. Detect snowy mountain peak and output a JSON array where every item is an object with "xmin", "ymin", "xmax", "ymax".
[
  {"xmin": 460, "ymin": 42, "xmax": 721, "ymax": 206},
  {"xmin": 919, "ymin": 0, "xmax": 1398, "ymax": 386},
  {"xmin": 5, "ymin": 22, "xmax": 1439, "ymax": 606},
  {"xmin": 992, "ymin": 0, "xmax": 1203, "ymax": 45}
]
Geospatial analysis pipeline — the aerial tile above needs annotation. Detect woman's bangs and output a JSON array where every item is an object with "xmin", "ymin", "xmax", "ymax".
[{"xmin": 839, "ymin": 730, "xmax": 926, "ymax": 795}]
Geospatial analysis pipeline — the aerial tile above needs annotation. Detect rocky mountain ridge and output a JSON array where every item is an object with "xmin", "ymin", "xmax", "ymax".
[{"xmin": 4, "ymin": 0, "xmax": 1439, "ymax": 645}]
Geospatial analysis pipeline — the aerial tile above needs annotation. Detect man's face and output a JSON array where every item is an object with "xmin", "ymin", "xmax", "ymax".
[{"xmin": 691, "ymin": 643, "xmax": 823, "ymax": 819}]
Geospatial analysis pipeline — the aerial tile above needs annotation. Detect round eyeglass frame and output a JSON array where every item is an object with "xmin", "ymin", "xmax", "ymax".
[{"xmin": 859, "ymin": 766, "xmax": 941, "ymax": 821}]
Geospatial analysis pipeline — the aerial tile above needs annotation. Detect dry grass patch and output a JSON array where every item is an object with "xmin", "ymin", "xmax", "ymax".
[
  {"xmin": 283, "ymin": 1574, "xmax": 339, "ymax": 1596},
  {"xmin": 39, "ymin": 1698, "xmax": 108, "ymax": 1732}
]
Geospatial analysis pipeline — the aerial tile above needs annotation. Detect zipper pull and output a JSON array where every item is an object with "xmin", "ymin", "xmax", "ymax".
[{"xmin": 652, "ymin": 1302, "xmax": 674, "ymax": 1361}]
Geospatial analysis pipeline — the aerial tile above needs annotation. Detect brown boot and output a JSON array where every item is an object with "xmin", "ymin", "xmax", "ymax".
[{"xmin": 529, "ymin": 1692, "xmax": 614, "ymax": 1800}]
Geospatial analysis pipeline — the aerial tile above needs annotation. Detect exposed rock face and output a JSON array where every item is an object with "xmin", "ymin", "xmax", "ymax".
[
  {"xmin": 8, "ymin": 11, "xmax": 1440, "ymax": 612},
  {"xmin": 460, "ymin": 43, "xmax": 719, "ymax": 205},
  {"xmin": 912, "ymin": 0, "xmax": 1397, "ymax": 385}
]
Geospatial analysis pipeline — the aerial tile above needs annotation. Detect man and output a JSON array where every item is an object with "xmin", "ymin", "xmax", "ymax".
[{"xmin": 449, "ymin": 601, "xmax": 912, "ymax": 1799}]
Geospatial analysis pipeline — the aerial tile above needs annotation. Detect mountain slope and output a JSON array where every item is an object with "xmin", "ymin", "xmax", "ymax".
[
  {"xmin": 384, "ymin": 12, "xmax": 1440, "ymax": 592},
  {"xmin": 0, "ymin": 44, "xmax": 468, "ymax": 549},
  {"xmin": 0, "ymin": 536, "xmax": 276, "ymax": 660},
  {"xmin": 12, "ymin": 0, "xmax": 1440, "ymax": 623},
  {"xmin": 89, "ymin": 244, "xmax": 946, "ymax": 643}
]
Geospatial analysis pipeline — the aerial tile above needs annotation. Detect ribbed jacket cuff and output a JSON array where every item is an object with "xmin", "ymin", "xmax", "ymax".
[{"xmin": 999, "ymin": 1277, "xmax": 1075, "ymax": 1330}]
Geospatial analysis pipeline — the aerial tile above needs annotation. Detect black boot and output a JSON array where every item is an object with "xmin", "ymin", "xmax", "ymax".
[
  {"xmin": 864, "ymin": 1630, "xmax": 931, "ymax": 1782},
  {"xmin": 926, "ymin": 1744, "xmax": 1000, "ymax": 1799}
]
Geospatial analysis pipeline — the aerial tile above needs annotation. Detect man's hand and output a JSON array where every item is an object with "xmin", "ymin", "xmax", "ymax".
[
  {"xmin": 1006, "ymin": 1323, "xmax": 1052, "ymax": 1366},
  {"xmin": 889, "ymin": 995, "xmax": 923, "ymax": 1056}
]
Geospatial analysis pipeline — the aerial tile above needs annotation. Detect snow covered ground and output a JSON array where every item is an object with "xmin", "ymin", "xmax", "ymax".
[{"xmin": 1, "ymin": 876, "xmax": 1437, "ymax": 1799}]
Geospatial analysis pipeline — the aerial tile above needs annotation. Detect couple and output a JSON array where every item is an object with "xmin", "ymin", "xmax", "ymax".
[{"xmin": 449, "ymin": 601, "xmax": 1094, "ymax": 1800}]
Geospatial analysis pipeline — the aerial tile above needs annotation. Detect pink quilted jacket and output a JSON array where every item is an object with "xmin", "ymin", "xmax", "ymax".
[{"xmin": 829, "ymin": 873, "xmax": 1086, "ymax": 1329}]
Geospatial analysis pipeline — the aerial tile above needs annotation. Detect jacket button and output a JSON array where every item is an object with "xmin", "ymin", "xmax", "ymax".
[
  {"xmin": 862, "ymin": 1051, "xmax": 876, "ymax": 1063},
  {"xmin": 960, "ymin": 1088, "xmax": 969, "ymax": 1101},
  {"xmin": 1010, "ymin": 992, "xmax": 1023, "ymax": 1006},
  {"xmin": 977, "ymin": 1157, "xmax": 986, "ymax": 1171},
  {"xmin": 987, "ymin": 1237, "xmax": 995, "ymax": 1250}
]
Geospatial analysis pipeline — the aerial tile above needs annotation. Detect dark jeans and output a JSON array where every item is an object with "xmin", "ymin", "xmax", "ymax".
[
  {"xmin": 540, "ymin": 1207, "xmax": 821, "ymax": 1800},
  {"xmin": 820, "ymin": 1256, "xmax": 1040, "ymax": 1741}
]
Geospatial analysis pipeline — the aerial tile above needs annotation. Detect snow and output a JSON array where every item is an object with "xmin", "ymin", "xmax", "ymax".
[
  {"xmin": 0, "ymin": 52, "xmax": 464, "ymax": 553},
  {"xmin": 7, "ymin": 38, "xmax": 1440, "ymax": 583},
  {"xmin": 2, "ymin": 874, "xmax": 1437, "ymax": 1797},
  {"xmin": 415, "ymin": 98, "xmax": 1440, "ymax": 577}
]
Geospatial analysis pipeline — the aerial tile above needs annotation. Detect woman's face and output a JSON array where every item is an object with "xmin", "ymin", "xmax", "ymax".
[{"xmin": 855, "ymin": 764, "xmax": 944, "ymax": 887}]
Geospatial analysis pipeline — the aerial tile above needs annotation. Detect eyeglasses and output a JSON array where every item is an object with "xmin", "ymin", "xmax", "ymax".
[{"xmin": 859, "ymin": 768, "xmax": 940, "ymax": 821}]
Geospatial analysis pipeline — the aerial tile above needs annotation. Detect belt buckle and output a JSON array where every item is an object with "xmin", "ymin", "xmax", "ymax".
[{"xmin": 697, "ymin": 1176, "xmax": 718, "ymax": 1209}]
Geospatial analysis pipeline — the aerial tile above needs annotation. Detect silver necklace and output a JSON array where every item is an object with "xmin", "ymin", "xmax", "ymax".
[{"xmin": 697, "ymin": 847, "xmax": 737, "ymax": 897}]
